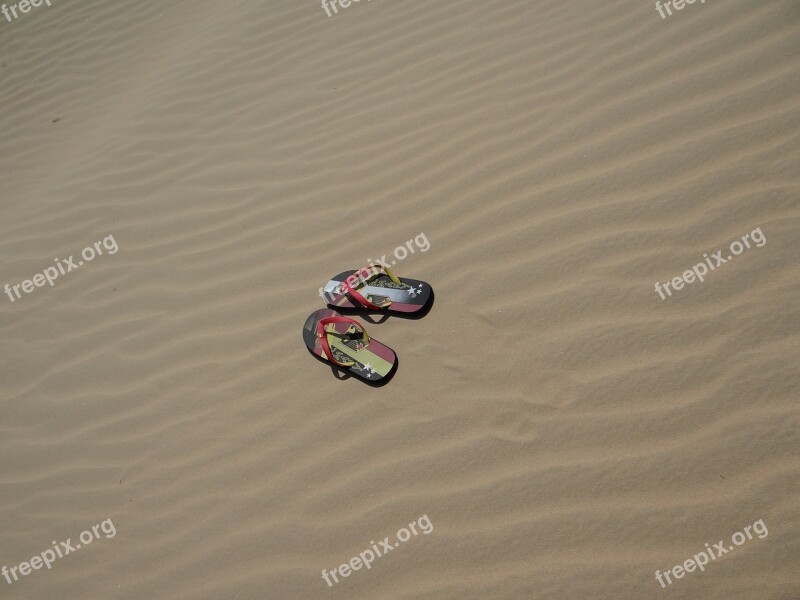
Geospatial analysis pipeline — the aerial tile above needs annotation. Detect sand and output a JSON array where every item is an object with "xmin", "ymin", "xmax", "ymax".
[{"xmin": 1, "ymin": 0, "xmax": 799, "ymax": 598}]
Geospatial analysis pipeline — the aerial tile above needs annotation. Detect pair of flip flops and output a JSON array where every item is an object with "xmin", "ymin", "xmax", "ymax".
[{"xmin": 303, "ymin": 264, "xmax": 432, "ymax": 382}]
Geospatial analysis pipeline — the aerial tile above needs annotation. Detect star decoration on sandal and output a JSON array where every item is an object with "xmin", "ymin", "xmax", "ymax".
[
  {"xmin": 406, "ymin": 284, "xmax": 424, "ymax": 298},
  {"xmin": 362, "ymin": 362, "xmax": 376, "ymax": 377}
]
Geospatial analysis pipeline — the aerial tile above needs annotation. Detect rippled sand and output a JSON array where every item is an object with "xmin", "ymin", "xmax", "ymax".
[{"xmin": 1, "ymin": 0, "xmax": 798, "ymax": 598}]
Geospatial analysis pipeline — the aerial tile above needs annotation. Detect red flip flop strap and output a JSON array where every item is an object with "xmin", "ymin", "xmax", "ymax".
[
  {"xmin": 316, "ymin": 316, "xmax": 368, "ymax": 365},
  {"xmin": 343, "ymin": 279, "xmax": 383, "ymax": 309},
  {"xmin": 343, "ymin": 269, "xmax": 384, "ymax": 309},
  {"xmin": 318, "ymin": 316, "xmax": 366, "ymax": 331},
  {"xmin": 317, "ymin": 332, "xmax": 347, "ymax": 366},
  {"xmin": 341, "ymin": 264, "xmax": 400, "ymax": 310}
]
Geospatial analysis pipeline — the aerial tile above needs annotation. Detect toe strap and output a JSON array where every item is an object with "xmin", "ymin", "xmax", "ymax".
[
  {"xmin": 316, "ymin": 316, "xmax": 370, "ymax": 366},
  {"xmin": 343, "ymin": 263, "xmax": 403, "ymax": 309}
]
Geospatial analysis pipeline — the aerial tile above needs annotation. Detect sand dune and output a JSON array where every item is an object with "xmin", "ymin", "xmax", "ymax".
[{"xmin": 1, "ymin": 0, "xmax": 798, "ymax": 598}]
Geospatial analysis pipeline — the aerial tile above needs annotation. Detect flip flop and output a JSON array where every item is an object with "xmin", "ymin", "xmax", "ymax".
[
  {"xmin": 302, "ymin": 308, "xmax": 397, "ymax": 381},
  {"xmin": 321, "ymin": 263, "xmax": 431, "ymax": 313}
]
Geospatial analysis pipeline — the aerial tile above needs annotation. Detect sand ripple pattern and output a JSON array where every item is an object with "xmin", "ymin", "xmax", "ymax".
[{"xmin": 1, "ymin": 0, "xmax": 798, "ymax": 598}]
